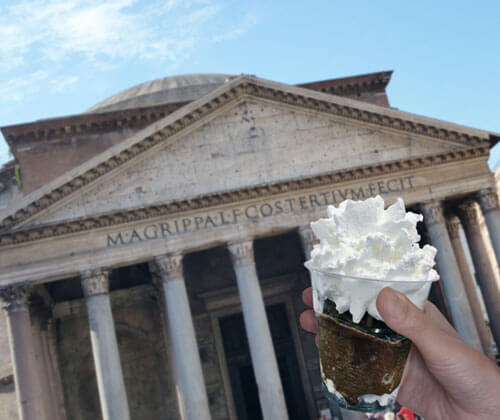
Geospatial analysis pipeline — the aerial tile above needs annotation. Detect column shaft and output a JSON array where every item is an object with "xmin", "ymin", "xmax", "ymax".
[
  {"xmin": 156, "ymin": 254, "xmax": 211, "ymax": 420},
  {"xmin": 477, "ymin": 188, "xmax": 500, "ymax": 264},
  {"xmin": 421, "ymin": 203, "xmax": 482, "ymax": 351},
  {"xmin": 446, "ymin": 217, "xmax": 496, "ymax": 360},
  {"xmin": 82, "ymin": 270, "xmax": 130, "ymax": 420},
  {"xmin": 228, "ymin": 240, "xmax": 289, "ymax": 420},
  {"xmin": 458, "ymin": 201, "xmax": 500, "ymax": 349},
  {"xmin": 0, "ymin": 285, "xmax": 45, "ymax": 420},
  {"xmin": 31, "ymin": 315, "xmax": 62, "ymax": 420}
]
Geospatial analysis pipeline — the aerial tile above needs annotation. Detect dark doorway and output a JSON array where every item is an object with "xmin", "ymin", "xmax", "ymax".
[{"xmin": 219, "ymin": 303, "xmax": 308, "ymax": 420}]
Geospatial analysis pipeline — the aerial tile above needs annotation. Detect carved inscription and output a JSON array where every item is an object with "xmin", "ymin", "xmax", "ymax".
[{"xmin": 106, "ymin": 175, "xmax": 415, "ymax": 247}]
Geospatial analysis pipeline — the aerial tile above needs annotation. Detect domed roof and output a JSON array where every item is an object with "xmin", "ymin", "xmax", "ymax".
[{"xmin": 87, "ymin": 73, "xmax": 232, "ymax": 113}]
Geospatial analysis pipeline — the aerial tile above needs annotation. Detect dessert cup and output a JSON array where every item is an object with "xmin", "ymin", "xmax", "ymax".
[{"xmin": 307, "ymin": 268, "xmax": 435, "ymax": 412}]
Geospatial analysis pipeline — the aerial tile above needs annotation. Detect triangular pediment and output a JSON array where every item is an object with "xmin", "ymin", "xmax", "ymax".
[{"xmin": 0, "ymin": 75, "xmax": 493, "ymax": 236}]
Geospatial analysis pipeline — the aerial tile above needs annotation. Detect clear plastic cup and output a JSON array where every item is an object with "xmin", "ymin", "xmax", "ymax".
[{"xmin": 306, "ymin": 268, "xmax": 436, "ymax": 412}]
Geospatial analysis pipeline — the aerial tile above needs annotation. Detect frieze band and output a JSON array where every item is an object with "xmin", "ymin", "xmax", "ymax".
[{"xmin": 105, "ymin": 176, "xmax": 416, "ymax": 248}]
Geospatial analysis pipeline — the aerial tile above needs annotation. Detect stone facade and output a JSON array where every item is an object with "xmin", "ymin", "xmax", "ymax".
[{"xmin": 0, "ymin": 71, "xmax": 498, "ymax": 420}]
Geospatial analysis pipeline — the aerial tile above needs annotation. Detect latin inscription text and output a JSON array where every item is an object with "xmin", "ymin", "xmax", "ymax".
[{"xmin": 107, "ymin": 176, "xmax": 415, "ymax": 247}]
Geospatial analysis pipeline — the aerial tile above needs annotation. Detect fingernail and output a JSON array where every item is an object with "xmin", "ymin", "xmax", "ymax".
[{"xmin": 380, "ymin": 287, "xmax": 408, "ymax": 321}]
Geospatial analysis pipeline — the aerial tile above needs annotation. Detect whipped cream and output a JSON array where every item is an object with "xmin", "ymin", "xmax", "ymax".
[{"xmin": 305, "ymin": 195, "xmax": 439, "ymax": 322}]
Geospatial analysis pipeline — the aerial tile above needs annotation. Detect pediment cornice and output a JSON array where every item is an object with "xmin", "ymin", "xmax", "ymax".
[
  {"xmin": 0, "ymin": 75, "xmax": 494, "ymax": 232},
  {"xmin": 0, "ymin": 146, "xmax": 489, "ymax": 246},
  {"xmin": 1, "ymin": 102, "xmax": 185, "ymax": 144}
]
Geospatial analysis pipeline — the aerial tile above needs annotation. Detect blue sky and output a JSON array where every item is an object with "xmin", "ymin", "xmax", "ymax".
[{"xmin": 1, "ymin": 0, "xmax": 499, "ymax": 169}]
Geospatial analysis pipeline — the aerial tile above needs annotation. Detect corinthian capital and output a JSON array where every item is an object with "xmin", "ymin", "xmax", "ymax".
[
  {"xmin": 227, "ymin": 240, "xmax": 255, "ymax": 267},
  {"xmin": 81, "ymin": 269, "xmax": 110, "ymax": 297},
  {"xmin": 155, "ymin": 253, "xmax": 184, "ymax": 282},
  {"xmin": 477, "ymin": 188, "xmax": 499, "ymax": 214},
  {"xmin": 446, "ymin": 216, "xmax": 461, "ymax": 239},
  {"xmin": 298, "ymin": 224, "xmax": 317, "ymax": 257},
  {"xmin": 0, "ymin": 284, "xmax": 32, "ymax": 313},
  {"xmin": 420, "ymin": 201, "xmax": 444, "ymax": 227},
  {"xmin": 458, "ymin": 200, "xmax": 481, "ymax": 227}
]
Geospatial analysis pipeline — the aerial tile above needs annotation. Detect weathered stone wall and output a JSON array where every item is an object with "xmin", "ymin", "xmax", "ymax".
[
  {"xmin": 14, "ymin": 125, "xmax": 150, "ymax": 195},
  {"xmin": 53, "ymin": 279, "xmax": 234, "ymax": 420},
  {"xmin": 185, "ymin": 231, "xmax": 322, "ymax": 419},
  {"xmin": 55, "ymin": 286, "xmax": 179, "ymax": 420},
  {"xmin": 36, "ymin": 99, "xmax": 461, "ymax": 225},
  {"xmin": 0, "ymin": 380, "xmax": 18, "ymax": 420},
  {"xmin": 194, "ymin": 314, "xmax": 229, "ymax": 420}
]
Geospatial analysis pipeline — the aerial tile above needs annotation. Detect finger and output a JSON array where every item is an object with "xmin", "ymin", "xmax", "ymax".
[
  {"xmin": 379, "ymin": 288, "xmax": 500, "ymax": 416},
  {"xmin": 302, "ymin": 287, "xmax": 313, "ymax": 308},
  {"xmin": 397, "ymin": 345, "xmax": 447, "ymax": 413},
  {"xmin": 299, "ymin": 309, "xmax": 318, "ymax": 334},
  {"xmin": 376, "ymin": 287, "xmax": 476, "ymax": 368},
  {"xmin": 423, "ymin": 301, "xmax": 460, "ymax": 339}
]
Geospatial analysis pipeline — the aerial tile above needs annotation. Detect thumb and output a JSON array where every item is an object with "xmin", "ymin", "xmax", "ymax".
[{"xmin": 376, "ymin": 287, "xmax": 473, "ymax": 367}]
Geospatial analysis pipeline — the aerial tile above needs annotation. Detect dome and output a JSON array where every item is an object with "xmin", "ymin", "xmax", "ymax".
[{"xmin": 87, "ymin": 73, "xmax": 232, "ymax": 113}]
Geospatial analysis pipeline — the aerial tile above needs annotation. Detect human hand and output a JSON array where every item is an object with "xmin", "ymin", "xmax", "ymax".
[{"xmin": 299, "ymin": 286, "xmax": 500, "ymax": 419}]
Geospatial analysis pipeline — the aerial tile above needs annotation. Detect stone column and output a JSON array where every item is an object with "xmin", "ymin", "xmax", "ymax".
[
  {"xmin": 298, "ymin": 224, "xmax": 318, "ymax": 259},
  {"xmin": 30, "ymin": 302, "xmax": 66, "ymax": 420},
  {"xmin": 155, "ymin": 253, "xmax": 211, "ymax": 420},
  {"xmin": 228, "ymin": 240, "xmax": 289, "ymax": 420},
  {"xmin": 81, "ymin": 269, "xmax": 130, "ymax": 420},
  {"xmin": 458, "ymin": 200, "xmax": 500, "ymax": 349},
  {"xmin": 446, "ymin": 217, "xmax": 496, "ymax": 360},
  {"xmin": 421, "ymin": 202, "xmax": 482, "ymax": 351},
  {"xmin": 477, "ymin": 188, "xmax": 500, "ymax": 264},
  {"xmin": 0, "ymin": 284, "xmax": 45, "ymax": 420}
]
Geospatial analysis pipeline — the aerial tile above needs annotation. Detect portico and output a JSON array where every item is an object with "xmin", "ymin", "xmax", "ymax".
[{"xmin": 0, "ymin": 73, "xmax": 498, "ymax": 419}]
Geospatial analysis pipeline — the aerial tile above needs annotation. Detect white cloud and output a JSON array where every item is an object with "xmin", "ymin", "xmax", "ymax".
[
  {"xmin": 0, "ymin": 0, "xmax": 211, "ymax": 66},
  {"xmin": 0, "ymin": 0, "xmax": 258, "ymax": 100},
  {"xmin": 212, "ymin": 13, "xmax": 259, "ymax": 43},
  {"xmin": 50, "ymin": 75, "xmax": 79, "ymax": 94},
  {"xmin": 0, "ymin": 71, "xmax": 49, "ymax": 101}
]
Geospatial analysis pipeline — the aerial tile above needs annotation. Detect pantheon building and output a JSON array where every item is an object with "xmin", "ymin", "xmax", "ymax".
[{"xmin": 0, "ymin": 71, "xmax": 499, "ymax": 420}]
